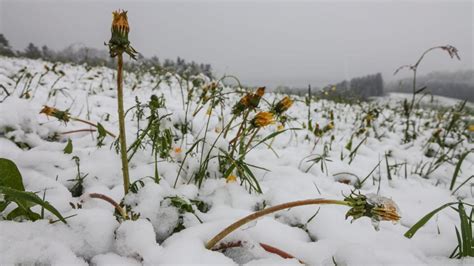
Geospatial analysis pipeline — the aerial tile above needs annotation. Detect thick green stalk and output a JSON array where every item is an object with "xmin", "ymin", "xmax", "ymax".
[
  {"xmin": 205, "ymin": 198, "xmax": 349, "ymax": 249},
  {"xmin": 117, "ymin": 53, "xmax": 130, "ymax": 195}
]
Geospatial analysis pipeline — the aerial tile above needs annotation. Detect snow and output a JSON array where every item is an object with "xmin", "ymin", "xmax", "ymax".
[{"xmin": 0, "ymin": 56, "xmax": 473, "ymax": 265}]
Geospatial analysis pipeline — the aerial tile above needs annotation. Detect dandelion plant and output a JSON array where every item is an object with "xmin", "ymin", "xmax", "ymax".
[
  {"xmin": 106, "ymin": 10, "xmax": 137, "ymax": 195},
  {"xmin": 206, "ymin": 191, "xmax": 400, "ymax": 249}
]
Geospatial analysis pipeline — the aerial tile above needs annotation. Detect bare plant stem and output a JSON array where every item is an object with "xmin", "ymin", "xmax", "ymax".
[
  {"xmin": 61, "ymin": 129, "xmax": 96, "ymax": 135},
  {"xmin": 117, "ymin": 53, "xmax": 130, "ymax": 195},
  {"xmin": 70, "ymin": 117, "xmax": 116, "ymax": 138},
  {"xmin": 205, "ymin": 199, "xmax": 349, "ymax": 249},
  {"xmin": 88, "ymin": 193, "xmax": 127, "ymax": 219}
]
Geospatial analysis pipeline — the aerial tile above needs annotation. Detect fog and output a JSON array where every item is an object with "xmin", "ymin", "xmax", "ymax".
[{"xmin": 1, "ymin": 0, "xmax": 472, "ymax": 87}]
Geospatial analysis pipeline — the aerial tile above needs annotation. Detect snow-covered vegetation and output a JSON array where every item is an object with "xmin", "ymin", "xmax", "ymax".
[{"xmin": 0, "ymin": 53, "xmax": 473, "ymax": 265}]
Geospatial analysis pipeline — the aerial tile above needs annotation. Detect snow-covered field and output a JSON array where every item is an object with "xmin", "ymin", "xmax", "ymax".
[{"xmin": 0, "ymin": 56, "xmax": 473, "ymax": 265}]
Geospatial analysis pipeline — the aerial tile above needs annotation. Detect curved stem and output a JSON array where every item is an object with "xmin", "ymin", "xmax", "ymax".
[
  {"xmin": 117, "ymin": 53, "xmax": 130, "ymax": 195},
  {"xmin": 205, "ymin": 199, "xmax": 348, "ymax": 249},
  {"xmin": 88, "ymin": 193, "xmax": 127, "ymax": 219}
]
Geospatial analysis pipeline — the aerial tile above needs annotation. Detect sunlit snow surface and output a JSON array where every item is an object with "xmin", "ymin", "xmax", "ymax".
[{"xmin": 0, "ymin": 57, "xmax": 473, "ymax": 265}]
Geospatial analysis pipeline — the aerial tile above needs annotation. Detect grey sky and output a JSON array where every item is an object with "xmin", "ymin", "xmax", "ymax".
[{"xmin": 1, "ymin": 0, "xmax": 472, "ymax": 88}]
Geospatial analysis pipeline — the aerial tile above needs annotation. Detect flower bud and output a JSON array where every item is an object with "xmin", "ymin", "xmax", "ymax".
[{"xmin": 107, "ymin": 10, "xmax": 137, "ymax": 59}]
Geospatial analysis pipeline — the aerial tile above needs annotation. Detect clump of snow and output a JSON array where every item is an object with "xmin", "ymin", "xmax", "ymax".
[{"xmin": 114, "ymin": 219, "xmax": 160, "ymax": 260}]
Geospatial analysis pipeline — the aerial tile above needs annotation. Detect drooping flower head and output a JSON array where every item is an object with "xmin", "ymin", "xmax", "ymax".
[
  {"xmin": 232, "ymin": 87, "xmax": 266, "ymax": 116},
  {"xmin": 344, "ymin": 191, "xmax": 401, "ymax": 230},
  {"xmin": 40, "ymin": 105, "xmax": 70, "ymax": 123}
]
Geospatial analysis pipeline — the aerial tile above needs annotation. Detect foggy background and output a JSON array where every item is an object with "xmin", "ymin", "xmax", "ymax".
[{"xmin": 0, "ymin": 0, "xmax": 472, "ymax": 88}]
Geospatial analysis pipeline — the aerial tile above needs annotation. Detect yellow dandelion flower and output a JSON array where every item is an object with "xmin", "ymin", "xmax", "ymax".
[
  {"xmin": 226, "ymin": 175, "xmax": 237, "ymax": 183},
  {"xmin": 39, "ymin": 105, "xmax": 57, "ymax": 117},
  {"xmin": 251, "ymin": 111, "xmax": 275, "ymax": 128},
  {"xmin": 468, "ymin": 124, "xmax": 474, "ymax": 132},
  {"xmin": 39, "ymin": 105, "xmax": 70, "ymax": 123}
]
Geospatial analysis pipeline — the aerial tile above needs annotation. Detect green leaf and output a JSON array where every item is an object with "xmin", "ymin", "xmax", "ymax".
[
  {"xmin": 167, "ymin": 196, "xmax": 194, "ymax": 213},
  {"xmin": 63, "ymin": 138, "xmax": 73, "ymax": 154},
  {"xmin": 458, "ymin": 202, "xmax": 472, "ymax": 256},
  {"xmin": 96, "ymin": 123, "xmax": 107, "ymax": 147},
  {"xmin": 404, "ymin": 202, "xmax": 459, "ymax": 238},
  {"xmin": 449, "ymin": 151, "xmax": 471, "ymax": 190},
  {"xmin": 6, "ymin": 206, "xmax": 41, "ymax": 221},
  {"xmin": 0, "ymin": 186, "xmax": 67, "ymax": 224},
  {"xmin": 0, "ymin": 158, "xmax": 25, "ymax": 191}
]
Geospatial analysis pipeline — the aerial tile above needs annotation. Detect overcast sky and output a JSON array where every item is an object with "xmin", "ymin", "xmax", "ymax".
[{"xmin": 0, "ymin": 0, "xmax": 472, "ymax": 88}]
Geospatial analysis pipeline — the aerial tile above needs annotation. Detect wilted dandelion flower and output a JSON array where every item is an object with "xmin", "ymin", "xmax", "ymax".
[
  {"xmin": 255, "ymin": 87, "xmax": 265, "ymax": 97},
  {"xmin": 232, "ymin": 87, "xmax": 266, "ymax": 116},
  {"xmin": 367, "ymin": 194, "xmax": 401, "ymax": 222},
  {"xmin": 251, "ymin": 112, "xmax": 275, "ymax": 128},
  {"xmin": 344, "ymin": 191, "xmax": 400, "ymax": 230},
  {"xmin": 274, "ymin": 96, "xmax": 293, "ymax": 115},
  {"xmin": 39, "ymin": 105, "xmax": 70, "ymax": 123}
]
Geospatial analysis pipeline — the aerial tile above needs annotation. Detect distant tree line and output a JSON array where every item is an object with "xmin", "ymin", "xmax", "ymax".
[
  {"xmin": 387, "ymin": 70, "xmax": 474, "ymax": 102},
  {"xmin": 274, "ymin": 73, "xmax": 384, "ymax": 101},
  {"xmin": 0, "ymin": 33, "xmax": 213, "ymax": 78},
  {"xmin": 328, "ymin": 73, "xmax": 384, "ymax": 99}
]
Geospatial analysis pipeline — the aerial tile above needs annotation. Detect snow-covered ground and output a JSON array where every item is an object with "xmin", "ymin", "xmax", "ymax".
[{"xmin": 0, "ymin": 56, "xmax": 473, "ymax": 265}]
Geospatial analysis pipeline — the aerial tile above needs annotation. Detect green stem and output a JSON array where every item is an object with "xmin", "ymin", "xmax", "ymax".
[
  {"xmin": 117, "ymin": 53, "xmax": 130, "ymax": 195},
  {"xmin": 205, "ymin": 198, "xmax": 349, "ymax": 250}
]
